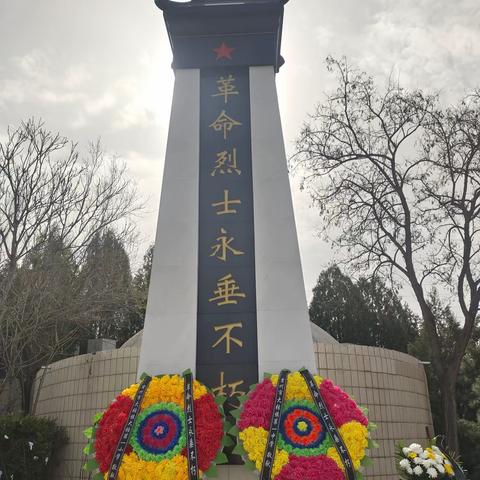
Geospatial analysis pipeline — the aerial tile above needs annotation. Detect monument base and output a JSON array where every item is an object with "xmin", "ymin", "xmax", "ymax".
[{"xmin": 218, "ymin": 466, "xmax": 256, "ymax": 479}]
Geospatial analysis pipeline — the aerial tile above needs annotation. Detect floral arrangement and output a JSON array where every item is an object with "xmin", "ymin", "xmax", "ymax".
[
  {"xmin": 231, "ymin": 371, "xmax": 375, "ymax": 479},
  {"xmin": 396, "ymin": 442, "xmax": 456, "ymax": 479},
  {"xmin": 83, "ymin": 374, "xmax": 226, "ymax": 480}
]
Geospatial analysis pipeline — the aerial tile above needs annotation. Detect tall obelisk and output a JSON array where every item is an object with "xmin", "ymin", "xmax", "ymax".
[{"xmin": 138, "ymin": 0, "xmax": 316, "ymax": 417}]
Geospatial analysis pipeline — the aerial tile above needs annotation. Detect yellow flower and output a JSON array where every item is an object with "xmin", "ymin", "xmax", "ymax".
[
  {"xmin": 408, "ymin": 452, "xmax": 417, "ymax": 459},
  {"xmin": 239, "ymin": 426, "xmax": 289, "ymax": 477},
  {"xmin": 445, "ymin": 463, "xmax": 454, "ymax": 476},
  {"xmin": 270, "ymin": 371, "xmax": 323, "ymax": 401},
  {"xmin": 122, "ymin": 375, "xmax": 207, "ymax": 409},
  {"xmin": 112, "ymin": 452, "xmax": 198, "ymax": 480},
  {"xmin": 327, "ymin": 421, "xmax": 369, "ymax": 470}
]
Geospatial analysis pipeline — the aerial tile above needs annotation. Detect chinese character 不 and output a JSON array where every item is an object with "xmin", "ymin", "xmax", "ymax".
[
  {"xmin": 211, "ymin": 148, "xmax": 241, "ymax": 176},
  {"xmin": 210, "ymin": 227, "xmax": 244, "ymax": 262},
  {"xmin": 212, "ymin": 75, "xmax": 239, "ymax": 104},
  {"xmin": 212, "ymin": 322, "xmax": 243, "ymax": 354},
  {"xmin": 211, "ymin": 189, "xmax": 241, "ymax": 215},
  {"xmin": 209, "ymin": 110, "xmax": 242, "ymax": 140},
  {"xmin": 209, "ymin": 273, "xmax": 246, "ymax": 306}
]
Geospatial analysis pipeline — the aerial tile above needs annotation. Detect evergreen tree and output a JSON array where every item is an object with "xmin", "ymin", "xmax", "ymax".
[
  {"xmin": 79, "ymin": 229, "xmax": 133, "ymax": 344},
  {"xmin": 409, "ymin": 291, "xmax": 480, "ymax": 478},
  {"xmin": 309, "ymin": 265, "xmax": 418, "ymax": 352},
  {"xmin": 0, "ymin": 233, "xmax": 81, "ymax": 412},
  {"xmin": 119, "ymin": 244, "xmax": 154, "ymax": 346}
]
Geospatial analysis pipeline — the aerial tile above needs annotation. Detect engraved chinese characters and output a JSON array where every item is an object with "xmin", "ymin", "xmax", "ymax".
[{"xmin": 197, "ymin": 67, "xmax": 258, "ymax": 406}]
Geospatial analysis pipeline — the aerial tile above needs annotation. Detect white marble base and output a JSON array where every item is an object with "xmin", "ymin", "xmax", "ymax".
[{"xmin": 217, "ymin": 466, "xmax": 257, "ymax": 479}]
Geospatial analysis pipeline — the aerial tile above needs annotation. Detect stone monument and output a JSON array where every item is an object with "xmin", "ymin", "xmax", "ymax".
[{"xmin": 139, "ymin": 0, "xmax": 317, "ymax": 390}]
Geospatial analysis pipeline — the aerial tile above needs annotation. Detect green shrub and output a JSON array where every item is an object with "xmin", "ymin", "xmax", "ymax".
[
  {"xmin": 458, "ymin": 419, "xmax": 480, "ymax": 480},
  {"xmin": 0, "ymin": 415, "xmax": 68, "ymax": 480}
]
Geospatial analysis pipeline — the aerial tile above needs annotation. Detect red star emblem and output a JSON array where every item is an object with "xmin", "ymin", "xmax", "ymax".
[{"xmin": 213, "ymin": 42, "xmax": 235, "ymax": 60}]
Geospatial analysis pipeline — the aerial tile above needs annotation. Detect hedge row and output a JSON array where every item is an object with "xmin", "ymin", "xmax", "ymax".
[{"xmin": 0, "ymin": 415, "xmax": 68, "ymax": 480}]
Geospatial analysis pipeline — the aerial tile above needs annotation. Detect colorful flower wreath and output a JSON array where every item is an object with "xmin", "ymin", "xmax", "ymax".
[
  {"xmin": 83, "ymin": 374, "xmax": 226, "ymax": 480},
  {"xmin": 232, "ymin": 371, "xmax": 376, "ymax": 479}
]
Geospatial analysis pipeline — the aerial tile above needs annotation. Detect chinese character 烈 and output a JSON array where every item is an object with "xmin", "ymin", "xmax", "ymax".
[{"xmin": 211, "ymin": 148, "xmax": 241, "ymax": 176}]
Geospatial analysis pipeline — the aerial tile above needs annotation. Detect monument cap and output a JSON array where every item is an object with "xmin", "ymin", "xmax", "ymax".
[{"xmin": 154, "ymin": 0, "xmax": 288, "ymax": 71}]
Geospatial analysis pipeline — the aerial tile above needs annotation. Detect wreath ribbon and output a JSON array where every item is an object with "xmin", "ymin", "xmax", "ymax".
[
  {"xmin": 107, "ymin": 375, "xmax": 152, "ymax": 480},
  {"xmin": 184, "ymin": 371, "xmax": 199, "ymax": 480},
  {"xmin": 260, "ymin": 369, "xmax": 290, "ymax": 480},
  {"xmin": 436, "ymin": 436, "xmax": 467, "ymax": 480},
  {"xmin": 300, "ymin": 369, "xmax": 356, "ymax": 480}
]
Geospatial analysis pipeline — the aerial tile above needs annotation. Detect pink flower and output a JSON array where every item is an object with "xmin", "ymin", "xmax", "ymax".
[
  {"xmin": 320, "ymin": 380, "xmax": 368, "ymax": 427},
  {"xmin": 238, "ymin": 379, "xmax": 276, "ymax": 430},
  {"xmin": 275, "ymin": 454, "xmax": 344, "ymax": 480}
]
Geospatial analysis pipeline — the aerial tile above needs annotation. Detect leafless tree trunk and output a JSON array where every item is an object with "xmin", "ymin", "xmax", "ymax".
[
  {"xmin": 293, "ymin": 58, "xmax": 480, "ymax": 453},
  {"xmin": 0, "ymin": 118, "xmax": 142, "ymax": 413}
]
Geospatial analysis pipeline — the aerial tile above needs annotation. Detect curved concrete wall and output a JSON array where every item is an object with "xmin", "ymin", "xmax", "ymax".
[{"xmin": 33, "ymin": 344, "xmax": 433, "ymax": 480}]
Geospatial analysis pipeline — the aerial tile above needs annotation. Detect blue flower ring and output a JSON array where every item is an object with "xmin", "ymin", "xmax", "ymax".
[{"xmin": 130, "ymin": 402, "xmax": 186, "ymax": 462}]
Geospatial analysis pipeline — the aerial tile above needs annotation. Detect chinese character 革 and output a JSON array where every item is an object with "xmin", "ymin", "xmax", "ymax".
[{"xmin": 212, "ymin": 74, "xmax": 239, "ymax": 104}]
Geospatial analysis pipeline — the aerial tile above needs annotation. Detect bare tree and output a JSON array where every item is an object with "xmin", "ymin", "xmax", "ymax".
[
  {"xmin": 0, "ymin": 119, "xmax": 138, "ymax": 272},
  {"xmin": 293, "ymin": 57, "xmax": 480, "ymax": 453},
  {"xmin": 0, "ymin": 118, "xmax": 142, "ymax": 412}
]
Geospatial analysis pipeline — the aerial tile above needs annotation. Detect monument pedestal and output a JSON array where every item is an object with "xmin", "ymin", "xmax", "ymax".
[{"xmin": 218, "ymin": 466, "xmax": 256, "ymax": 480}]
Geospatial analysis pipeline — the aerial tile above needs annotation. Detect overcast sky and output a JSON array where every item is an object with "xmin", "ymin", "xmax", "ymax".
[{"xmin": 1, "ymin": 0, "xmax": 479, "ymax": 304}]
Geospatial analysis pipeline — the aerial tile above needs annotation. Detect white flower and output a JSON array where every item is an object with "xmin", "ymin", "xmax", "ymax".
[
  {"xmin": 0, "ymin": 469, "xmax": 3, "ymax": 479},
  {"xmin": 410, "ymin": 443, "xmax": 423, "ymax": 454},
  {"xmin": 3, "ymin": 435, "xmax": 8, "ymax": 440},
  {"xmin": 435, "ymin": 464, "xmax": 445, "ymax": 474},
  {"xmin": 399, "ymin": 459, "xmax": 411, "ymax": 470},
  {"xmin": 28, "ymin": 441, "xmax": 34, "ymax": 450},
  {"xmin": 427, "ymin": 467, "xmax": 438, "ymax": 478},
  {"xmin": 407, "ymin": 467, "xmax": 414, "ymax": 475},
  {"xmin": 45, "ymin": 457, "xmax": 49, "ymax": 464},
  {"xmin": 434, "ymin": 454, "xmax": 443, "ymax": 464},
  {"xmin": 423, "ymin": 459, "xmax": 433, "ymax": 468},
  {"xmin": 403, "ymin": 447, "xmax": 412, "ymax": 455},
  {"xmin": 33, "ymin": 456, "xmax": 38, "ymax": 461},
  {"xmin": 414, "ymin": 466, "xmax": 424, "ymax": 476},
  {"xmin": 432, "ymin": 446, "xmax": 442, "ymax": 454},
  {"xmin": 413, "ymin": 457, "xmax": 423, "ymax": 465}
]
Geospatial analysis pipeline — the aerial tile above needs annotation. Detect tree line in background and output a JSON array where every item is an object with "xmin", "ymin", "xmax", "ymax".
[
  {"xmin": 310, "ymin": 264, "xmax": 480, "ymax": 478},
  {"xmin": 0, "ymin": 119, "xmax": 149, "ymax": 414}
]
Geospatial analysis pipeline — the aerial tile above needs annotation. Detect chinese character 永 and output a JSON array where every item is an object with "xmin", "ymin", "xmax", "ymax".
[{"xmin": 210, "ymin": 227, "xmax": 244, "ymax": 262}]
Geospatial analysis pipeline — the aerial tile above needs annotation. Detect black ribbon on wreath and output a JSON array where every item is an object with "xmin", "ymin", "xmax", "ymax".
[
  {"xmin": 107, "ymin": 375, "xmax": 152, "ymax": 480},
  {"xmin": 300, "ymin": 369, "xmax": 356, "ymax": 480},
  {"xmin": 436, "ymin": 436, "xmax": 468, "ymax": 480},
  {"xmin": 260, "ymin": 369, "xmax": 290, "ymax": 480},
  {"xmin": 184, "ymin": 371, "xmax": 199, "ymax": 480}
]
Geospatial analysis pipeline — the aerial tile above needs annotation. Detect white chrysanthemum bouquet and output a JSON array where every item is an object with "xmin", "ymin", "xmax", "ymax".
[{"xmin": 396, "ymin": 442, "xmax": 456, "ymax": 479}]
